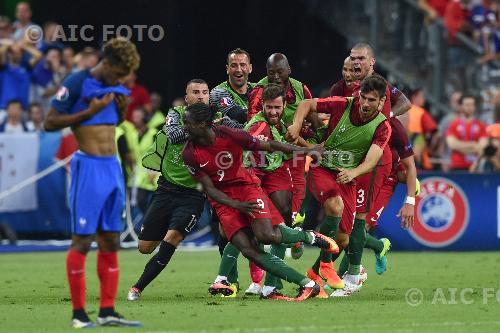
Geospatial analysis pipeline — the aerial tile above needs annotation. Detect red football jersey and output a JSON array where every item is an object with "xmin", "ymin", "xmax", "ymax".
[{"xmin": 183, "ymin": 126, "xmax": 262, "ymax": 188}]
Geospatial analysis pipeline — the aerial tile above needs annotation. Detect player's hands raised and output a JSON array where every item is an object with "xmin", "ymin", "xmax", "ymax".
[
  {"xmin": 337, "ymin": 168, "xmax": 357, "ymax": 184},
  {"xmin": 231, "ymin": 201, "xmax": 261, "ymax": 216},
  {"xmin": 88, "ymin": 93, "xmax": 115, "ymax": 115},
  {"xmin": 397, "ymin": 203, "xmax": 414, "ymax": 229}
]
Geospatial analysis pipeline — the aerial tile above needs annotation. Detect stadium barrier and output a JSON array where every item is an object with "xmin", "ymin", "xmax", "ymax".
[{"xmin": 377, "ymin": 172, "xmax": 500, "ymax": 250}]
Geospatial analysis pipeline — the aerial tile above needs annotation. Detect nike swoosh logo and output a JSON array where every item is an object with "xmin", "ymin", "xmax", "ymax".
[
  {"xmin": 200, "ymin": 161, "xmax": 209, "ymax": 167},
  {"xmin": 109, "ymin": 267, "xmax": 120, "ymax": 272},
  {"xmin": 226, "ymin": 255, "xmax": 236, "ymax": 259},
  {"xmin": 70, "ymin": 269, "xmax": 84, "ymax": 274},
  {"xmin": 370, "ymin": 217, "xmax": 377, "ymax": 222}
]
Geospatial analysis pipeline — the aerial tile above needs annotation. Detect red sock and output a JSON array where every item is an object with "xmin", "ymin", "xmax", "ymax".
[
  {"xmin": 66, "ymin": 249, "xmax": 87, "ymax": 310},
  {"xmin": 97, "ymin": 251, "xmax": 119, "ymax": 309},
  {"xmin": 249, "ymin": 260, "xmax": 264, "ymax": 284}
]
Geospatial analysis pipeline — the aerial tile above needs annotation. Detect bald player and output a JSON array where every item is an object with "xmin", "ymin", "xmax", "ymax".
[{"xmin": 330, "ymin": 57, "xmax": 359, "ymax": 98}]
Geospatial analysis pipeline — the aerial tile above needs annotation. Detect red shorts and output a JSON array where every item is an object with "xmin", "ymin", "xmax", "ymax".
[
  {"xmin": 365, "ymin": 172, "xmax": 398, "ymax": 228},
  {"xmin": 355, "ymin": 162, "xmax": 392, "ymax": 213},
  {"xmin": 286, "ymin": 157, "xmax": 306, "ymax": 216},
  {"xmin": 211, "ymin": 184, "xmax": 282, "ymax": 241},
  {"xmin": 307, "ymin": 166, "xmax": 356, "ymax": 234},
  {"xmin": 259, "ymin": 164, "xmax": 293, "ymax": 195}
]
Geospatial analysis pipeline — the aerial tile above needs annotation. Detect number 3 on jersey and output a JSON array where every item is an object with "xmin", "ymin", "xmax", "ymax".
[{"xmin": 357, "ymin": 189, "xmax": 365, "ymax": 204}]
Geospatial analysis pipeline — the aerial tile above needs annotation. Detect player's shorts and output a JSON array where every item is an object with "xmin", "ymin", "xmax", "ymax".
[
  {"xmin": 307, "ymin": 166, "xmax": 356, "ymax": 234},
  {"xmin": 355, "ymin": 162, "xmax": 392, "ymax": 214},
  {"xmin": 211, "ymin": 183, "xmax": 282, "ymax": 241},
  {"xmin": 260, "ymin": 164, "xmax": 293, "ymax": 195},
  {"xmin": 287, "ymin": 157, "xmax": 306, "ymax": 216},
  {"xmin": 69, "ymin": 151, "xmax": 125, "ymax": 235},
  {"xmin": 139, "ymin": 178, "xmax": 206, "ymax": 241},
  {"xmin": 365, "ymin": 172, "xmax": 398, "ymax": 228}
]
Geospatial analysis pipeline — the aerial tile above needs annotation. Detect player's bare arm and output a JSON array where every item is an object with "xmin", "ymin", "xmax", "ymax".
[
  {"xmin": 337, "ymin": 143, "xmax": 383, "ymax": 184},
  {"xmin": 286, "ymin": 98, "xmax": 318, "ymax": 141},
  {"xmin": 397, "ymin": 155, "xmax": 417, "ymax": 229},
  {"xmin": 258, "ymin": 139, "xmax": 324, "ymax": 157},
  {"xmin": 44, "ymin": 93, "xmax": 115, "ymax": 131},
  {"xmin": 391, "ymin": 93, "xmax": 411, "ymax": 116}
]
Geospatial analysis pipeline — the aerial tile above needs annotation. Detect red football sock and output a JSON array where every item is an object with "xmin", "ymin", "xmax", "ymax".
[
  {"xmin": 249, "ymin": 260, "xmax": 264, "ymax": 284},
  {"xmin": 97, "ymin": 251, "xmax": 119, "ymax": 309},
  {"xmin": 66, "ymin": 249, "xmax": 87, "ymax": 310}
]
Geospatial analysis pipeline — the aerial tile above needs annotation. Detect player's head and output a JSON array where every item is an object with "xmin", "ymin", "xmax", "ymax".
[
  {"xmin": 350, "ymin": 42, "xmax": 375, "ymax": 80},
  {"xmin": 459, "ymin": 93, "xmax": 477, "ymax": 118},
  {"xmin": 266, "ymin": 53, "xmax": 291, "ymax": 89},
  {"xmin": 227, "ymin": 48, "xmax": 252, "ymax": 89},
  {"xmin": 183, "ymin": 102, "xmax": 215, "ymax": 143},
  {"xmin": 358, "ymin": 74, "xmax": 386, "ymax": 121},
  {"xmin": 342, "ymin": 57, "xmax": 356, "ymax": 87},
  {"xmin": 262, "ymin": 83, "xmax": 286, "ymax": 126},
  {"xmin": 100, "ymin": 37, "xmax": 140, "ymax": 86},
  {"xmin": 185, "ymin": 79, "xmax": 209, "ymax": 106}
]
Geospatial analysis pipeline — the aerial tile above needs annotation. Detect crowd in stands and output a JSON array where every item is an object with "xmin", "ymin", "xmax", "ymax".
[{"xmin": 0, "ymin": 1, "xmax": 498, "ymax": 172}]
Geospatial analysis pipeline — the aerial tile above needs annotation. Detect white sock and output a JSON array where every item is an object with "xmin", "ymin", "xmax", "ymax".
[
  {"xmin": 215, "ymin": 275, "xmax": 227, "ymax": 283},
  {"xmin": 304, "ymin": 280, "xmax": 315, "ymax": 288},
  {"xmin": 261, "ymin": 286, "xmax": 276, "ymax": 296}
]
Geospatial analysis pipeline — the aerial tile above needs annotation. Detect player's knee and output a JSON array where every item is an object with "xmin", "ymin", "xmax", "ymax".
[
  {"xmin": 324, "ymin": 196, "xmax": 344, "ymax": 216},
  {"xmin": 71, "ymin": 237, "xmax": 93, "ymax": 254},
  {"xmin": 164, "ymin": 229, "xmax": 184, "ymax": 247},
  {"xmin": 253, "ymin": 228, "xmax": 274, "ymax": 244},
  {"xmin": 138, "ymin": 241, "xmax": 157, "ymax": 254},
  {"xmin": 336, "ymin": 232, "xmax": 350, "ymax": 249}
]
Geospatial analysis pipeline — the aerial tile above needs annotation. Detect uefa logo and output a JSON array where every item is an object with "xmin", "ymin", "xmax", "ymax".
[{"xmin": 409, "ymin": 177, "xmax": 469, "ymax": 248}]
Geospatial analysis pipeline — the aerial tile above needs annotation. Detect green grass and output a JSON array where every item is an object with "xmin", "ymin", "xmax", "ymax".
[{"xmin": 1, "ymin": 249, "xmax": 500, "ymax": 333}]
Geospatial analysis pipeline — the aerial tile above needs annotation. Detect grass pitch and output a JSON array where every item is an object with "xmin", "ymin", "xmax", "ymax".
[{"xmin": 1, "ymin": 249, "xmax": 499, "ymax": 333}]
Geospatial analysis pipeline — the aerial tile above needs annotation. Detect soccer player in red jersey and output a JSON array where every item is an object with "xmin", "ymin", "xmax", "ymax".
[
  {"xmin": 182, "ymin": 103, "xmax": 339, "ymax": 301},
  {"xmin": 287, "ymin": 74, "xmax": 391, "ymax": 297},
  {"xmin": 336, "ymin": 117, "xmax": 417, "ymax": 279},
  {"xmin": 330, "ymin": 57, "xmax": 359, "ymax": 98},
  {"xmin": 332, "ymin": 43, "xmax": 411, "ymax": 294},
  {"xmin": 248, "ymin": 53, "xmax": 319, "ymax": 223}
]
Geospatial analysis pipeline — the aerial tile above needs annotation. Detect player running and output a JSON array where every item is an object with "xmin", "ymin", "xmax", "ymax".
[
  {"xmin": 44, "ymin": 38, "xmax": 142, "ymax": 328},
  {"xmin": 209, "ymin": 48, "xmax": 264, "ymax": 295},
  {"xmin": 182, "ymin": 102, "xmax": 339, "ymax": 301},
  {"xmin": 127, "ymin": 79, "xmax": 209, "ymax": 301},
  {"xmin": 287, "ymin": 74, "xmax": 392, "ymax": 298}
]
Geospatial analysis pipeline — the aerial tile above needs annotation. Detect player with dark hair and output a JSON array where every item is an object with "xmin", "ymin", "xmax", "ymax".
[
  {"xmin": 249, "ymin": 53, "xmax": 319, "ymax": 230},
  {"xmin": 325, "ymin": 43, "xmax": 412, "ymax": 295},
  {"xmin": 182, "ymin": 102, "xmax": 339, "ymax": 301},
  {"xmin": 44, "ymin": 37, "xmax": 142, "ymax": 328},
  {"xmin": 287, "ymin": 74, "xmax": 392, "ymax": 298},
  {"xmin": 209, "ymin": 48, "xmax": 264, "ymax": 295},
  {"xmin": 126, "ymin": 79, "xmax": 209, "ymax": 301},
  {"xmin": 330, "ymin": 57, "xmax": 359, "ymax": 98},
  {"xmin": 210, "ymin": 84, "xmax": 305, "ymax": 300}
]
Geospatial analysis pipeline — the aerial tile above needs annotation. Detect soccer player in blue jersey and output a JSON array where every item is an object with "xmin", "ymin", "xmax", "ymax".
[{"xmin": 44, "ymin": 38, "xmax": 142, "ymax": 328}]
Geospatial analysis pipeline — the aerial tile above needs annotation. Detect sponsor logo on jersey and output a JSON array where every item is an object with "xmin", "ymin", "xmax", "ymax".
[{"xmin": 409, "ymin": 177, "xmax": 469, "ymax": 248}]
